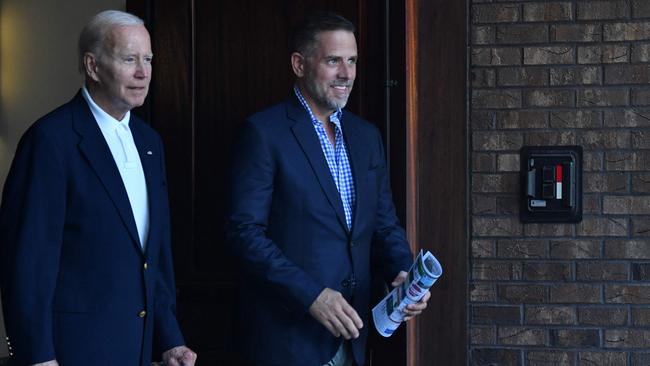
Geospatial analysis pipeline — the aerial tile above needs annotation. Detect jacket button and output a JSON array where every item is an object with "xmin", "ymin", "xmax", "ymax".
[
  {"xmin": 341, "ymin": 279, "xmax": 350, "ymax": 288},
  {"xmin": 138, "ymin": 310, "xmax": 147, "ymax": 318},
  {"xmin": 143, "ymin": 262, "xmax": 148, "ymax": 270},
  {"xmin": 349, "ymin": 240, "xmax": 355, "ymax": 247}
]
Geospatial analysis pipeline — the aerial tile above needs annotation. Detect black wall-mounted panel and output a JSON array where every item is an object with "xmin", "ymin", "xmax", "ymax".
[{"xmin": 520, "ymin": 146, "xmax": 582, "ymax": 223}]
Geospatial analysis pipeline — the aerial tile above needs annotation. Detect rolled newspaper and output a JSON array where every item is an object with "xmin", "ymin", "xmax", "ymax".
[{"xmin": 372, "ymin": 250, "xmax": 443, "ymax": 337}]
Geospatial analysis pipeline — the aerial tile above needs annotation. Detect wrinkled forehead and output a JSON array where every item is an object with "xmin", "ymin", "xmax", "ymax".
[{"xmin": 104, "ymin": 24, "xmax": 152, "ymax": 54}]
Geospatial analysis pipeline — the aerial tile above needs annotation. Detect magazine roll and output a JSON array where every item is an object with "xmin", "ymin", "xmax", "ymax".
[{"xmin": 371, "ymin": 250, "xmax": 443, "ymax": 337}]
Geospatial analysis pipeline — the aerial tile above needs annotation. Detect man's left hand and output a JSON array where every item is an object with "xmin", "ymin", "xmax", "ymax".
[
  {"xmin": 162, "ymin": 345, "xmax": 197, "ymax": 366},
  {"xmin": 391, "ymin": 271, "xmax": 431, "ymax": 321}
]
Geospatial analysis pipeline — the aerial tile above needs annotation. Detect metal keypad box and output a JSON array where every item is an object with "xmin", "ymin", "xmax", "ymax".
[{"xmin": 520, "ymin": 146, "xmax": 582, "ymax": 223}]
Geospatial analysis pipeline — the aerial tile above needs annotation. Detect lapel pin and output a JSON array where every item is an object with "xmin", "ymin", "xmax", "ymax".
[{"xmin": 146, "ymin": 151, "xmax": 153, "ymax": 155}]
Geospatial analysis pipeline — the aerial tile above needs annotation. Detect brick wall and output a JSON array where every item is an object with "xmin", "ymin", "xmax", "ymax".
[{"xmin": 469, "ymin": 1, "xmax": 650, "ymax": 365}]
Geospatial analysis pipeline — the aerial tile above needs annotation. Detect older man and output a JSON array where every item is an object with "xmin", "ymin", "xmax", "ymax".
[
  {"xmin": 226, "ymin": 12, "xmax": 430, "ymax": 366},
  {"xmin": 0, "ymin": 10, "xmax": 196, "ymax": 366}
]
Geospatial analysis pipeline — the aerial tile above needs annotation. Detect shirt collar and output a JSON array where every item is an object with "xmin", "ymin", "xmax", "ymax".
[
  {"xmin": 293, "ymin": 85, "xmax": 343, "ymax": 129},
  {"xmin": 81, "ymin": 85, "xmax": 130, "ymax": 132}
]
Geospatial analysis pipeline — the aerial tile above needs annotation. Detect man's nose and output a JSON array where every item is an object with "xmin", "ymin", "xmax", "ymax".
[
  {"xmin": 337, "ymin": 63, "xmax": 355, "ymax": 80},
  {"xmin": 134, "ymin": 60, "xmax": 150, "ymax": 78}
]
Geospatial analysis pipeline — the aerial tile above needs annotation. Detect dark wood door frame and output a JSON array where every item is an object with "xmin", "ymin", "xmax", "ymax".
[
  {"xmin": 405, "ymin": 1, "xmax": 467, "ymax": 365},
  {"xmin": 126, "ymin": 0, "xmax": 467, "ymax": 364}
]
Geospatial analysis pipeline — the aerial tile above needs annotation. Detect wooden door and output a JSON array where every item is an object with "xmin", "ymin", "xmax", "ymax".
[{"xmin": 125, "ymin": 1, "xmax": 409, "ymax": 364}]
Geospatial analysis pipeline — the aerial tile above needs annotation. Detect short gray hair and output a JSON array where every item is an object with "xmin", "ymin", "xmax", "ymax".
[{"xmin": 78, "ymin": 10, "xmax": 144, "ymax": 73}]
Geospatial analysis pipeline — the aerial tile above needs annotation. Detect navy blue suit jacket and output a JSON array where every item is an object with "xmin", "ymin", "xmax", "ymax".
[
  {"xmin": 226, "ymin": 95, "xmax": 413, "ymax": 366},
  {"xmin": 0, "ymin": 92, "xmax": 185, "ymax": 365}
]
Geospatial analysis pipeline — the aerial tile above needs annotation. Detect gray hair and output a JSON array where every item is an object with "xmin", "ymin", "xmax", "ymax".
[{"xmin": 78, "ymin": 10, "xmax": 144, "ymax": 73}]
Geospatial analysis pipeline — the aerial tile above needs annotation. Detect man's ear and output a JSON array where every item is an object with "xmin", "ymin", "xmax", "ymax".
[
  {"xmin": 83, "ymin": 53, "xmax": 101, "ymax": 82},
  {"xmin": 290, "ymin": 52, "xmax": 305, "ymax": 78}
]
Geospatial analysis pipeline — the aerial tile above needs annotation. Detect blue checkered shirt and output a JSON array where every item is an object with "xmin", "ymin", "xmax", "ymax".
[{"xmin": 294, "ymin": 86, "xmax": 356, "ymax": 229}]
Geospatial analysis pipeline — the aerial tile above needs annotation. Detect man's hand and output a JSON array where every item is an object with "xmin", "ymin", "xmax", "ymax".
[
  {"xmin": 162, "ymin": 345, "xmax": 197, "ymax": 366},
  {"xmin": 308, "ymin": 287, "xmax": 363, "ymax": 339},
  {"xmin": 391, "ymin": 271, "xmax": 431, "ymax": 321},
  {"xmin": 31, "ymin": 361, "xmax": 58, "ymax": 366}
]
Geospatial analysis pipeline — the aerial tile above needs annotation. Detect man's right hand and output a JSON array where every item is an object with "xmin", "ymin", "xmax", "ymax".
[
  {"xmin": 31, "ymin": 361, "xmax": 58, "ymax": 366},
  {"xmin": 308, "ymin": 287, "xmax": 363, "ymax": 339}
]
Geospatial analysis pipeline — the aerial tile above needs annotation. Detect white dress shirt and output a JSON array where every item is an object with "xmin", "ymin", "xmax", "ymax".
[{"xmin": 82, "ymin": 86, "xmax": 150, "ymax": 250}]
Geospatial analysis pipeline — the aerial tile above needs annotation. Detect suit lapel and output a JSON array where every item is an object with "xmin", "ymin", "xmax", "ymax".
[
  {"xmin": 130, "ymin": 120, "xmax": 161, "ymax": 256},
  {"xmin": 287, "ymin": 99, "xmax": 349, "ymax": 233},
  {"xmin": 71, "ymin": 92, "xmax": 142, "ymax": 254},
  {"xmin": 341, "ymin": 115, "xmax": 367, "ymax": 237}
]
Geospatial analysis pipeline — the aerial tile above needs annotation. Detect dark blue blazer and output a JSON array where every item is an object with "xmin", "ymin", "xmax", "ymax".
[
  {"xmin": 0, "ymin": 92, "xmax": 185, "ymax": 365},
  {"xmin": 226, "ymin": 95, "xmax": 413, "ymax": 366}
]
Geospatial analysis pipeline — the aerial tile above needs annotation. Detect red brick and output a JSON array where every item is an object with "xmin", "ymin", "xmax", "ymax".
[
  {"xmin": 471, "ymin": 283, "xmax": 498, "ymax": 302},
  {"xmin": 524, "ymin": 2, "xmax": 573, "ymax": 22},
  {"xmin": 631, "ymin": 43, "xmax": 650, "ymax": 62},
  {"xmin": 473, "ymin": 89, "xmax": 522, "ymax": 109},
  {"xmin": 578, "ymin": 1, "xmax": 630, "ymax": 20},
  {"xmin": 470, "ymin": 326, "xmax": 496, "ymax": 345},
  {"xmin": 473, "ymin": 217, "xmax": 523, "ymax": 236},
  {"xmin": 527, "ymin": 351, "xmax": 574, "ymax": 366},
  {"xmin": 472, "ymin": 69, "xmax": 496, "ymax": 88},
  {"xmin": 473, "ymin": 131, "xmax": 523, "ymax": 151},
  {"xmin": 497, "ymin": 24, "xmax": 548, "ymax": 44},
  {"xmin": 472, "ymin": 348, "xmax": 521, "ymax": 366},
  {"xmin": 605, "ymin": 22, "xmax": 650, "ymax": 41},
  {"xmin": 473, "ymin": 261, "xmax": 521, "ymax": 281},
  {"xmin": 525, "ymin": 306, "xmax": 575, "ymax": 325},
  {"xmin": 578, "ymin": 88, "xmax": 629, "ymax": 107},
  {"xmin": 579, "ymin": 307, "xmax": 628, "ymax": 326},
  {"xmin": 497, "ymin": 110, "xmax": 547, "ymax": 129},
  {"xmin": 584, "ymin": 152, "xmax": 604, "ymax": 172},
  {"xmin": 472, "ymin": 47, "xmax": 522, "ymax": 66},
  {"xmin": 632, "ymin": 174, "xmax": 650, "ymax": 193},
  {"xmin": 551, "ymin": 329, "xmax": 599, "ymax": 347},
  {"xmin": 524, "ymin": 46, "xmax": 574, "ymax": 65},
  {"xmin": 473, "ymin": 4, "xmax": 521, "ymax": 24},
  {"xmin": 552, "ymin": 24, "xmax": 602, "ymax": 42},
  {"xmin": 497, "ymin": 239, "xmax": 545, "ymax": 258},
  {"xmin": 579, "ymin": 45, "xmax": 630, "ymax": 64},
  {"xmin": 577, "ymin": 261, "xmax": 629, "ymax": 281},
  {"xmin": 525, "ymin": 131, "xmax": 576, "ymax": 146},
  {"xmin": 473, "ymin": 25, "xmax": 495, "ymax": 45},
  {"xmin": 473, "ymin": 305, "xmax": 522, "ymax": 325},
  {"xmin": 605, "ymin": 64, "xmax": 650, "ymax": 84},
  {"xmin": 579, "ymin": 351, "xmax": 627, "ymax": 366},
  {"xmin": 605, "ymin": 239, "xmax": 650, "ymax": 259},
  {"xmin": 472, "ymin": 173, "xmax": 518, "ymax": 193},
  {"xmin": 605, "ymin": 329, "xmax": 650, "ymax": 347},
  {"xmin": 578, "ymin": 217, "xmax": 628, "ymax": 236},
  {"xmin": 550, "ymin": 110, "xmax": 602, "ymax": 128},
  {"xmin": 633, "ymin": 0, "xmax": 650, "ymax": 18},
  {"xmin": 498, "ymin": 327, "xmax": 549, "ymax": 346},
  {"xmin": 604, "ymin": 109, "xmax": 650, "ymax": 128},
  {"xmin": 524, "ymin": 223, "xmax": 574, "ymax": 237},
  {"xmin": 631, "ymin": 307, "xmax": 650, "ymax": 325},
  {"xmin": 498, "ymin": 284, "xmax": 546, "ymax": 304},
  {"xmin": 632, "ymin": 131, "xmax": 650, "ymax": 148},
  {"xmin": 606, "ymin": 285, "xmax": 650, "ymax": 304},
  {"xmin": 525, "ymin": 89, "xmax": 575, "ymax": 107},
  {"xmin": 604, "ymin": 196, "xmax": 650, "ymax": 214},
  {"xmin": 497, "ymin": 154, "xmax": 519, "ymax": 172},
  {"xmin": 497, "ymin": 67, "xmax": 548, "ymax": 86},
  {"xmin": 524, "ymin": 262, "xmax": 571, "ymax": 281},
  {"xmin": 472, "ymin": 239, "xmax": 496, "ymax": 258},
  {"xmin": 579, "ymin": 130, "xmax": 631, "ymax": 149},
  {"xmin": 550, "ymin": 284, "xmax": 601, "ymax": 303},
  {"xmin": 550, "ymin": 240, "xmax": 601, "ymax": 259},
  {"xmin": 605, "ymin": 151, "xmax": 650, "ymax": 171},
  {"xmin": 551, "ymin": 66, "xmax": 601, "ymax": 86},
  {"xmin": 583, "ymin": 173, "xmax": 628, "ymax": 193},
  {"xmin": 473, "ymin": 194, "xmax": 497, "ymax": 215},
  {"xmin": 633, "ymin": 217, "xmax": 650, "ymax": 236}
]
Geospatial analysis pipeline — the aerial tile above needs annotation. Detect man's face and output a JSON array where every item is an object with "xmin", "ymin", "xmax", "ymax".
[
  {"xmin": 91, "ymin": 24, "xmax": 152, "ymax": 120},
  {"xmin": 299, "ymin": 30, "xmax": 357, "ymax": 119}
]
